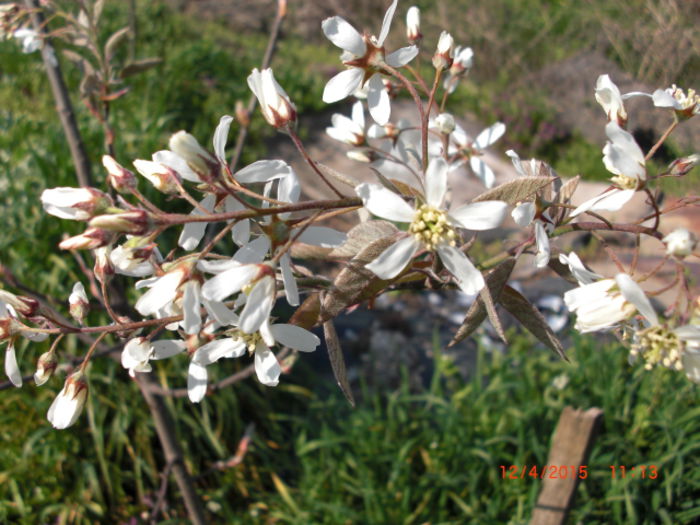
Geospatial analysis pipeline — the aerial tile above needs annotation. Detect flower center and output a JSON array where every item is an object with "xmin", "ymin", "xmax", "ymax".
[
  {"xmin": 630, "ymin": 325, "xmax": 682, "ymax": 371},
  {"xmin": 409, "ymin": 204, "xmax": 456, "ymax": 251},
  {"xmin": 611, "ymin": 174, "xmax": 640, "ymax": 190},
  {"xmin": 232, "ymin": 329, "xmax": 262, "ymax": 353}
]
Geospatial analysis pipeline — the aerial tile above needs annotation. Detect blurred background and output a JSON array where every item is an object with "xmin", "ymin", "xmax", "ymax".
[{"xmin": 1, "ymin": 0, "xmax": 699, "ymax": 522}]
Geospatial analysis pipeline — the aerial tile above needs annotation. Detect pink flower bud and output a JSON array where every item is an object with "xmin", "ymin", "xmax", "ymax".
[
  {"xmin": 68, "ymin": 282, "xmax": 89, "ymax": 323},
  {"xmin": 47, "ymin": 371, "xmax": 88, "ymax": 429},
  {"xmin": 34, "ymin": 350, "xmax": 57, "ymax": 386},
  {"xmin": 0, "ymin": 290, "xmax": 39, "ymax": 317},
  {"xmin": 89, "ymin": 210, "xmax": 152, "ymax": 235},
  {"xmin": 668, "ymin": 154, "xmax": 699, "ymax": 177},
  {"xmin": 93, "ymin": 247, "xmax": 115, "ymax": 284},
  {"xmin": 59, "ymin": 228, "xmax": 112, "ymax": 250},
  {"xmin": 168, "ymin": 131, "xmax": 216, "ymax": 176},
  {"xmin": 102, "ymin": 155, "xmax": 137, "ymax": 193}
]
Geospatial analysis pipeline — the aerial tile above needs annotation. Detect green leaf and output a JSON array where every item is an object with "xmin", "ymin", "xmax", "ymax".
[{"xmin": 323, "ymin": 320, "xmax": 355, "ymax": 407}]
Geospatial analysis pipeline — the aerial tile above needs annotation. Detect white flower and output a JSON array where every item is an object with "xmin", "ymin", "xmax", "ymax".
[
  {"xmin": 168, "ymin": 130, "xmax": 216, "ymax": 176},
  {"xmin": 247, "ymin": 68, "xmax": 296, "ymax": 128},
  {"xmin": 321, "ymin": 0, "xmax": 417, "ymax": 125},
  {"xmin": 662, "ymin": 228, "xmax": 697, "ymax": 258},
  {"xmin": 13, "ymin": 27, "xmax": 40, "ymax": 53},
  {"xmin": 133, "ymin": 159, "xmax": 181, "ymax": 193},
  {"xmin": 47, "ymin": 371, "xmax": 88, "ymax": 429},
  {"xmin": 121, "ymin": 337, "xmax": 186, "ymax": 377},
  {"xmin": 326, "ymin": 101, "xmax": 365, "ymax": 146},
  {"xmin": 440, "ymin": 122, "xmax": 506, "ymax": 188},
  {"xmin": 626, "ymin": 85, "xmax": 699, "ymax": 120},
  {"xmin": 4, "ymin": 339, "xmax": 21, "ymax": 387},
  {"xmin": 109, "ymin": 239, "xmax": 159, "ymax": 277},
  {"xmin": 443, "ymin": 46, "xmax": 474, "ymax": 94},
  {"xmin": 564, "ymin": 273, "xmax": 657, "ymax": 333},
  {"xmin": 677, "ymin": 325, "xmax": 700, "ymax": 382},
  {"xmin": 570, "ymin": 121, "xmax": 645, "ymax": 217},
  {"xmin": 356, "ymin": 157, "xmax": 507, "ymax": 294},
  {"xmin": 34, "ymin": 350, "xmax": 57, "ymax": 386},
  {"xmin": 595, "ymin": 74, "xmax": 627, "ymax": 126},
  {"xmin": 41, "ymin": 187, "xmax": 112, "ymax": 220},
  {"xmin": 558, "ymin": 252, "xmax": 602, "ymax": 286}
]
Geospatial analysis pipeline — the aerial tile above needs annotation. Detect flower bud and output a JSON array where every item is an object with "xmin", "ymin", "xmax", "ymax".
[
  {"xmin": 450, "ymin": 46, "xmax": 474, "ymax": 76},
  {"xmin": 235, "ymin": 100, "xmax": 250, "ymax": 127},
  {"xmin": 432, "ymin": 31, "xmax": 454, "ymax": 70},
  {"xmin": 663, "ymin": 228, "xmax": 697, "ymax": 258},
  {"xmin": 102, "ymin": 155, "xmax": 137, "ymax": 193},
  {"xmin": 68, "ymin": 282, "xmax": 89, "ymax": 323},
  {"xmin": 168, "ymin": 131, "xmax": 216, "ymax": 176},
  {"xmin": 47, "ymin": 370, "xmax": 88, "ymax": 429},
  {"xmin": 89, "ymin": 210, "xmax": 151, "ymax": 235},
  {"xmin": 121, "ymin": 337, "xmax": 154, "ymax": 377},
  {"xmin": 595, "ymin": 74, "xmax": 627, "ymax": 127},
  {"xmin": 133, "ymin": 159, "xmax": 181, "ymax": 194},
  {"xmin": 406, "ymin": 6, "xmax": 421, "ymax": 44},
  {"xmin": 668, "ymin": 153, "xmax": 699, "ymax": 177},
  {"xmin": 41, "ymin": 187, "xmax": 113, "ymax": 221},
  {"xmin": 59, "ymin": 227, "xmax": 112, "ymax": 251},
  {"xmin": 93, "ymin": 247, "xmax": 114, "ymax": 284},
  {"xmin": 247, "ymin": 68, "xmax": 296, "ymax": 128},
  {"xmin": 34, "ymin": 350, "xmax": 57, "ymax": 386},
  {"xmin": 0, "ymin": 290, "xmax": 39, "ymax": 317},
  {"xmin": 434, "ymin": 113, "xmax": 456, "ymax": 134}
]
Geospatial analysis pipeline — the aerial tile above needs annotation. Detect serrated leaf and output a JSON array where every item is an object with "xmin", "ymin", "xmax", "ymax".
[
  {"xmin": 316, "ymin": 162, "xmax": 359, "ymax": 188},
  {"xmin": 322, "ymin": 233, "xmax": 399, "ymax": 321},
  {"xmin": 499, "ymin": 285, "xmax": 568, "ymax": 360},
  {"xmin": 329, "ymin": 220, "xmax": 398, "ymax": 258},
  {"xmin": 120, "ymin": 57, "xmax": 162, "ymax": 78},
  {"xmin": 289, "ymin": 243, "xmax": 332, "ymax": 259},
  {"xmin": 105, "ymin": 26, "xmax": 130, "ymax": 62},
  {"xmin": 553, "ymin": 175, "xmax": 580, "ymax": 223},
  {"xmin": 323, "ymin": 320, "xmax": 355, "ymax": 407},
  {"xmin": 473, "ymin": 176, "xmax": 554, "ymax": 205},
  {"xmin": 449, "ymin": 257, "xmax": 516, "ymax": 347}
]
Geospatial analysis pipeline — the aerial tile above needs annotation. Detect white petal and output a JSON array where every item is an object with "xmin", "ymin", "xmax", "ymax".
[
  {"xmin": 269, "ymin": 324, "xmax": 320, "ymax": 352},
  {"xmin": 377, "ymin": 0, "xmax": 398, "ymax": 46},
  {"xmin": 233, "ymin": 236, "xmax": 270, "ymax": 264},
  {"xmin": 182, "ymin": 281, "xmax": 202, "ymax": 335},
  {"xmin": 351, "ymin": 100, "xmax": 365, "ymax": 128},
  {"xmin": 425, "ymin": 157, "xmax": 448, "ymax": 208},
  {"xmin": 604, "ymin": 121, "xmax": 645, "ymax": 172},
  {"xmin": 365, "ymin": 236, "xmax": 419, "ymax": 279},
  {"xmin": 615, "ymin": 273, "xmax": 658, "ymax": 326},
  {"xmin": 254, "ymin": 343, "xmax": 280, "ymax": 386},
  {"xmin": 682, "ymin": 351, "xmax": 700, "ymax": 383},
  {"xmin": 356, "ymin": 183, "xmax": 415, "ymax": 222},
  {"xmin": 651, "ymin": 89, "xmax": 678, "ymax": 108},
  {"xmin": 135, "ymin": 271, "xmax": 183, "ymax": 316},
  {"xmin": 323, "ymin": 68, "xmax": 365, "ymax": 104},
  {"xmin": 277, "ymin": 168, "xmax": 301, "ymax": 205},
  {"xmin": 534, "ymin": 221, "xmax": 550, "ymax": 268},
  {"xmin": 213, "ymin": 115, "xmax": 233, "ymax": 164},
  {"xmin": 511, "ymin": 202, "xmax": 535, "ymax": 226},
  {"xmin": 231, "ymin": 220, "xmax": 251, "ymax": 246},
  {"xmin": 201, "ymin": 264, "xmax": 259, "ymax": 302},
  {"xmin": 474, "ymin": 122, "xmax": 506, "ymax": 150},
  {"xmin": 559, "ymin": 252, "xmax": 601, "ymax": 285},
  {"xmin": 5, "ymin": 342, "xmax": 22, "ymax": 387},
  {"xmin": 469, "ymin": 157, "xmax": 496, "ymax": 188},
  {"xmin": 449, "ymin": 201, "xmax": 508, "ymax": 230},
  {"xmin": 296, "ymin": 227, "xmax": 347, "ymax": 247},
  {"xmin": 240, "ymin": 276, "xmax": 275, "ymax": 334},
  {"xmin": 152, "ymin": 150, "xmax": 200, "ymax": 182},
  {"xmin": 437, "ymin": 244, "xmax": 485, "ymax": 295},
  {"xmin": 570, "ymin": 188, "xmax": 634, "ymax": 217},
  {"xmin": 202, "ymin": 298, "xmax": 238, "ymax": 327},
  {"xmin": 367, "ymin": 74, "xmax": 391, "ymax": 125},
  {"xmin": 280, "ymin": 253, "xmax": 299, "ymax": 307},
  {"xmin": 178, "ymin": 193, "xmax": 216, "ymax": 251},
  {"xmin": 322, "ymin": 16, "xmax": 366, "ymax": 56},
  {"xmin": 151, "ymin": 340, "xmax": 187, "ymax": 360},
  {"xmin": 187, "ymin": 362, "xmax": 208, "ymax": 403},
  {"xmin": 235, "ymin": 159, "xmax": 292, "ymax": 183},
  {"xmin": 385, "ymin": 45, "xmax": 419, "ymax": 67},
  {"xmin": 194, "ymin": 338, "xmax": 246, "ymax": 365}
]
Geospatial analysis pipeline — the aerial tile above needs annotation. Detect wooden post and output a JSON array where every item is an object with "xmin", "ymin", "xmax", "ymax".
[{"xmin": 530, "ymin": 406, "xmax": 604, "ymax": 525}]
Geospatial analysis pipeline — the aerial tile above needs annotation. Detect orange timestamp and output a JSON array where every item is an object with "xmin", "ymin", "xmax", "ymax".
[{"xmin": 499, "ymin": 465, "xmax": 588, "ymax": 480}]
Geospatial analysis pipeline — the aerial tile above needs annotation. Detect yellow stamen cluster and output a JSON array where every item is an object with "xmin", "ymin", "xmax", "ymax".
[
  {"xmin": 232, "ymin": 330, "xmax": 262, "ymax": 353},
  {"xmin": 669, "ymin": 85, "xmax": 699, "ymax": 117},
  {"xmin": 630, "ymin": 325, "xmax": 683, "ymax": 371},
  {"xmin": 611, "ymin": 174, "xmax": 640, "ymax": 191},
  {"xmin": 409, "ymin": 204, "xmax": 456, "ymax": 251}
]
